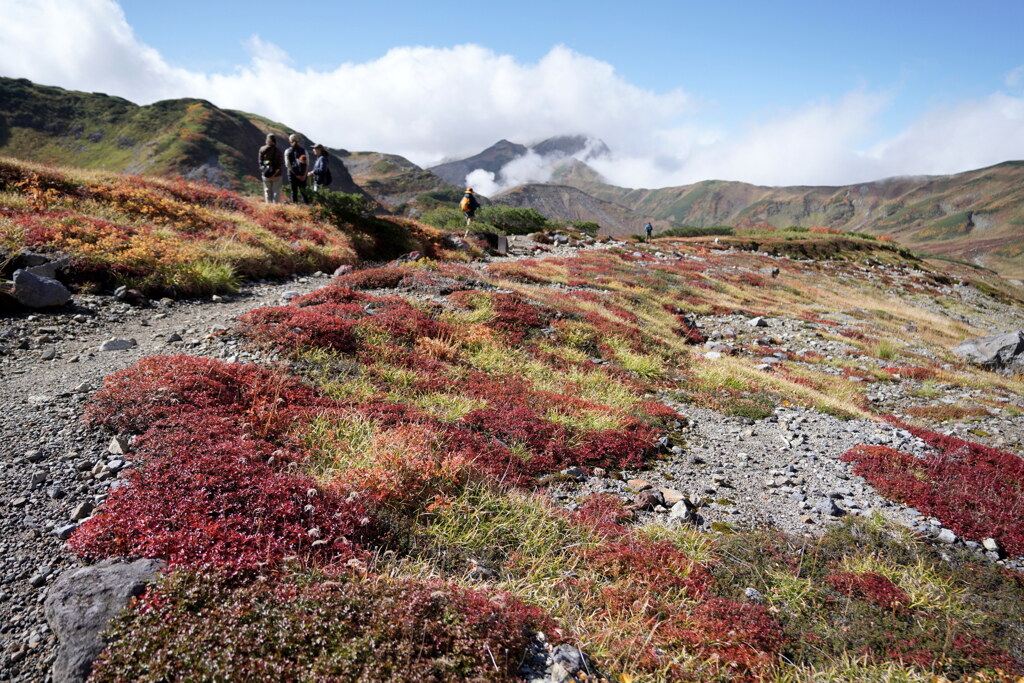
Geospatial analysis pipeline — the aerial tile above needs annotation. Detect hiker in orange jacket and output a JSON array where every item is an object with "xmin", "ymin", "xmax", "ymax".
[{"xmin": 460, "ymin": 188, "xmax": 480, "ymax": 226}]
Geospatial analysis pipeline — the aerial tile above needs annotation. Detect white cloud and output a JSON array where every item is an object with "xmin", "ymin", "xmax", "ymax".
[
  {"xmin": 1007, "ymin": 65, "xmax": 1024, "ymax": 88},
  {"xmin": 1, "ymin": 0, "xmax": 1024, "ymax": 189}
]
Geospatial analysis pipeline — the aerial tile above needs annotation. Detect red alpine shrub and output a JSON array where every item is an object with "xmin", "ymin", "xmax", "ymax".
[
  {"xmin": 882, "ymin": 365, "xmax": 936, "ymax": 380},
  {"xmin": 842, "ymin": 419, "xmax": 1024, "ymax": 555},
  {"xmin": 825, "ymin": 571, "xmax": 910, "ymax": 609},
  {"xmin": 950, "ymin": 633, "xmax": 1021, "ymax": 675},
  {"xmin": 355, "ymin": 297, "xmax": 452, "ymax": 343},
  {"xmin": 238, "ymin": 304, "xmax": 361, "ymax": 351},
  {"xmin": 571, "ymin": 422, "xmax": 656, "ymax": 469},
  {"xmin": 69, "ymin": 412, "xmax": 373, "ymax": 573},
  {"xmin": 86, "ymin": 355, "xmax": 328, "ymax": 437},
  {"xmin": 681, "ymin": 597, "xmax": 788, "ymax": 672},
  {"xmin": 332, "ymin": 265, "xmax": 408, "ymax": 290},
  {"xmin": 290, "ymin": 284, "xmax": 368, "ymax": 307},
  {"xmin": 585, "ymin": 537, "xmax": 713, "ymax": 603},
  {"xmin": 489, "ymin": 293, "xmax": 552, "ymax": 343},
  {"xmin": 570, "ymin": 494, "xmax": 634, "ymax": 536},
  {"xmin": 90, "ymin": 571, "xmax": 558, "ymax": 682}
]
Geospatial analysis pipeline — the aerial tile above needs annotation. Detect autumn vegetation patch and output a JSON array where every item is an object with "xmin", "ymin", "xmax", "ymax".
[
  {"xmin": 62, "ymin": 236, "xmax": 1024, "ymax": 679},
  {"xmin": 0, "ymin": 158, "xmax": 446, "ymax": 296},
  {"xmin": 842, "ymin": 419, "xmax": 1024, "ymax": 555}
]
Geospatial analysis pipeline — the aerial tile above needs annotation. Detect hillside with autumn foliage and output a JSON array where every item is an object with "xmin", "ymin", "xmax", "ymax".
[{"xmin": 1, "ymin": 160, "xmax": 1024, "ymax": 682}]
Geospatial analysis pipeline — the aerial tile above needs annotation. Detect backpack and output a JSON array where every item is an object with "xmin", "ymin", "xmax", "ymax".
[
  {"xmin": 460, "ymin": 194, "xmax": 478, "ymax": 213},
  {"xmin": 319, "ymin": 166, "xmax": 332, "ymax": 187},
  {"xmin": 260, "ymin": 147, "xmax": 279, "ymax": 178}
]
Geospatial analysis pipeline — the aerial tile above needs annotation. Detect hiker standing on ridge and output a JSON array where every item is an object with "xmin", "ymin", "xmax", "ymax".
[
  {"xmin": 460, "ymin": 187, "xmax": 480, "ymax": 226},
  {"xmin": 645, "ymin": 222, "xmax": 654, "ymax": 242},
  {"xmin": 284, "ymin": 134, "xmax": 308, "ymax": 204},
  {"xmin": 258, "ymin": 134, "xmax": 284, "ymax": 203},
  {"xmin": 311, "ymin": 144, "xmax": 332, "ymax": 193}
]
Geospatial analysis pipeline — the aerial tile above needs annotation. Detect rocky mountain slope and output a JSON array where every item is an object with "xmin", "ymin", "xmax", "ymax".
[
  {"xmin": 0, "ymin": 77, "xmax": 361, "ymax": 195},
  {"xmin": 554, "ymin": 159, "xmax": 1024, "ymax": 279},
  {"xmin": 2, "ymin": 75, "xmax": 1020, "ymax": 277},
  {"xmin": 491, "ymin": 183, "xmax": 639, "ymax": 234},
  {"xmin": 340, "ymin": 150, "xmax": 461, "ymax": 207}
]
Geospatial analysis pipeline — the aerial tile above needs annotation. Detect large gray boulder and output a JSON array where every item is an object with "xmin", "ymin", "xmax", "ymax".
[
  {"xmin": 44, "ymin": 559, "xmax": 164, "ymax": 683},
  {"xmin": 952, "ymin": 331, "xmax": 1024, "ymax": 372},
  {"xmin": 13, "ymin": 268, "xmax": 72, "ymax": 308}
]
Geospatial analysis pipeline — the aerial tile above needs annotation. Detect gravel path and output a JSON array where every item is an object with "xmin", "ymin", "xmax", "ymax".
[{"xmin": 0, "ymin": 273, "xmax": 332, "ymax": 681}]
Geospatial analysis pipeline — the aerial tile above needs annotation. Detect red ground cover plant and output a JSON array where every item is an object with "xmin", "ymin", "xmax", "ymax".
[
  {"xmin": 77, "ymin": 355, "xmax": 377, "ymax": 573},
  {"xmin": 842, "ymin": 418, "xmax": 1024, "ymax": 555},
  {"xmin": 70, "ymin": 411, "xmax": 374, "ymax": 573},
  {"xmin": 90, "ymin": 571, "xmax": 558, "ymax": 682},
  {"xmin": 455, "ymin": 291, "xmax": 553, "ymax": 344},
  {"xmin": 882, "ymin": 365, "xmax": 937, "ymax": 380},
  {"xmin": 238, "ymin": 303, "xmax": 362, "ymax": 351},
  {"xmin": 240, "ymin": 289, "xmax": 452, "ymax": 354},
  {"xmin": 672, "ymin": 597, "xmax": 788, "ymax": 676},
  {"xmin": 566, "ymin": 494, "xmax": 784, "ymax": 680},
  {"xmin": 825, "ymin": 571, "xmax": 910, "ymax": 609},
  {"xmin": 85, "ymin": 355, "xmax": 330, "ymax": 438},
  {"xmin": 331, "ymin": 265, "xmax": 409, "ymax": 290}
]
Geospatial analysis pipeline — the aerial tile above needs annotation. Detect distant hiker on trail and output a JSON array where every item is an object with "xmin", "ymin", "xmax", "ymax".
[
  {"xmin": 258, "ymin": 134, "xmax": 284, "ymax": 203},
  {"xmin": 284, "ymin": 134, "xmax": 308, "ymax": 204},
  {"xmin": 460, "ymin": 187, "xmax": 480, "ymax": 226},
  {"xmin": 311, "ymin": 144, "xmax": 332, "ymax": 193},
  {"xmin": 645, "ymin": 222, "xmax": 653, "ymax": 241}
]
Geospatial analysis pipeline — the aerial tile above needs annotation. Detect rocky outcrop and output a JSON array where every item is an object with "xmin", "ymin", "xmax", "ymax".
[
  {"xmin": 13, "ymin": 269, "xmax": 72, "ymax": 308},
  {"xmin": 952, "ymin": 331, "xmax": 1024, "ymax": 373},
  {"xmin": 44, "ymin": 559, "xmax": 164, "ymax": 683}
]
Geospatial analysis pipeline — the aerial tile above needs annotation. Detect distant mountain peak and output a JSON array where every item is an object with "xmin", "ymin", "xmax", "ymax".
[{"xmin": 428, "ymin": 134, "xmax": 611, "ymax": 192}]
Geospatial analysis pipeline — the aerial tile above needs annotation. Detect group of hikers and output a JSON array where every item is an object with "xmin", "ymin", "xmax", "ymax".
[
  {"xmin": 257, "ymin": 133, "xmax": 332, "ymax": 204},
  {"xmin": 259, "ymin": 136, "xmax": 657, "ymax": 242}
]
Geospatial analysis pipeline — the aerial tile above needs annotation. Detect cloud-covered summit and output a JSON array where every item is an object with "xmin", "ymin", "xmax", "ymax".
[{"xmin": 431, "ymin": 135, "xmax": 610, "ymax": 196}]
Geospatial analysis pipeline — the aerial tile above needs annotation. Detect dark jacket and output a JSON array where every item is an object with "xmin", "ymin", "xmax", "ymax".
[
  {"xmin": 312, "ymin": 153, "xmax": 331, "ymax": 186},
  {"xmin": 258, "ymin": 144, "xmax": 284, "ymax": 179},
  {"xmin": 284, "ymin": 144, "xmax": 307, "ymax": 182}
]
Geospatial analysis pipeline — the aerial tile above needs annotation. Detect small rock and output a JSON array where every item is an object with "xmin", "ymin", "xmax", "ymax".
[
  {"xmin": 54, "ymin": 523, "xmax": 78, "ymax": 540},
  {"xmin": 633, "ymin": 488, "xmax": 665, "ymax": 511},
  {"xmin": 98, "ymin": 338, "xmax": 136, "ymax": 352},
  {"xmin": 668, "ymin": 499, "xmax": 695, "ymax": 521},
  {"xmin": 71, "ymin": 502, "xmax": 94, "ymax": 521},
  {"xmin": 936, "ymin": 528, "xmax": 957, "ymax": 544},
  {"xmin": 815, "ymin": 498, "xmax": 845, "ymax": 517},
  {"xmin": 108, "ymin": 436, "xmax": 131, "ymax": 455},
  {"xmin": 627, "ymin": 478, "xmax": 652, "ymax": 492},
  {"xmin": 982, "ymin": 537, "xmax": 1001, "ymax": 553},
  {"xmin": 748, "ymin": 316, "xmax": 769, "ymax": 328},
  {"xmin": 660, "ymin": 488, "xmax": 686, "ymax": 505},
  {"xmin": 744, "ymin": 587, "xmax": 765, "ymax": 604},
  {"xmin": 561, "ymin": 466, "xmax": 586, "ymax": 481},
  {"xmin": 41, "ymin": 346, "xmax": 57, "ymax": 361}
]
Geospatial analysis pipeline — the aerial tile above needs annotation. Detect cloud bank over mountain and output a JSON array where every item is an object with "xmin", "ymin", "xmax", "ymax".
[{"xmin": 2, "ymin": 0, "xmax": 1024, "ymax": 188}]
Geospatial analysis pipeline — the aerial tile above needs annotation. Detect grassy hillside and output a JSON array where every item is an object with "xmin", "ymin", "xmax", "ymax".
[
  {"xmin": 555, "ymin": 160, "xmax": 1024, "ymax": 279},
  {"xmin": 0, "ymin": 77, "xmax": 361, "ymax": 196},
  {"xmin": 341, "ymin": 150, "xmax": 460, "ymax": 208},
  {"xmin": 0, "ymin": 158, "xmax": 445, "ymax": 298}
]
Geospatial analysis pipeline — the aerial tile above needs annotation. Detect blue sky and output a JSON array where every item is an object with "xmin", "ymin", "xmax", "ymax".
[{"xmin": 2, "ymin": 0, "xmax": 1024, "ymax": 189}]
